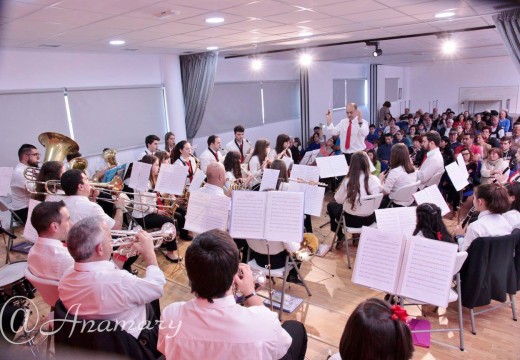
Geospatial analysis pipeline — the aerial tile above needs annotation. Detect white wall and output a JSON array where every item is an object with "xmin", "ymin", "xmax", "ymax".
[
  {"xmin": 0, "ymin": 49, "xmax": 186, "ymax": 173},
  {"xmin": 408, "ymin": 56, "xmax": 520, "ymax": 114},
  {"xmin": 191, "ymin": 57, "xmax": 301, "ymax": 153}
]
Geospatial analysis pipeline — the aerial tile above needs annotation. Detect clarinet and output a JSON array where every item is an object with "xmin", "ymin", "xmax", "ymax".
[
  {"xmin": 492, "ymin": 166, "xmax": 510, "ymax": 184},
  {"xmin": 461, "ymin": 206, "xmax": 476, "ymax": 228}
]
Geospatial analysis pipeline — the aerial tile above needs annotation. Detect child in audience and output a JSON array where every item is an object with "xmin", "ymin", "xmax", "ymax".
[
  {"xmin": 413, "ymin": 203, "xmax": 454, "ymax": 243},
  {"xmin": 330, "ymin": 298, "xmax": 414, "ymax": 360}
]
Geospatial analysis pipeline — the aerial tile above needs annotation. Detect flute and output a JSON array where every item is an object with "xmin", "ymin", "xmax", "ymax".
[{"xmin": 288, "ymin": 178, "xmax": 328, "ymax": 187}]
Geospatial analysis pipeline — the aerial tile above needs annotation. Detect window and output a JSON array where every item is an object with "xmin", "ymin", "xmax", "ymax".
[{"xmin": 333, "ymin": 79, "xmax": 367, "ymax": 109}]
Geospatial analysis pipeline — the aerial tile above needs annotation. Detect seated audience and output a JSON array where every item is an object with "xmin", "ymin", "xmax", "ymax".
[
  {"xmin": 377, "ymin": 133, "xmax": 393, "ymax": 171},
  {"xmin": 366, "ymin": 149, "xmax": 381, "ymax": 176},
  {"xmin": 480, "ymin": 148, "xmax": 509, "ymax": 184}
]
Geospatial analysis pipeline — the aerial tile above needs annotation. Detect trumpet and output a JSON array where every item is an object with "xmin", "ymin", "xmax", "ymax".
[{"xmin": 111, "ymin": 223, "xmax": 176, "ymax": 257}]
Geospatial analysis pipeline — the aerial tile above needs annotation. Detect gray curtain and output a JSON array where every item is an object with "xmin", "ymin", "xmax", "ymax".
[
  {"xmin": 493, "ymin": 9, "xmax": 520, "ymax": 74},
  {"xmin": 180, "ymin": 52, "xmax": 218, "ymax": 140}
]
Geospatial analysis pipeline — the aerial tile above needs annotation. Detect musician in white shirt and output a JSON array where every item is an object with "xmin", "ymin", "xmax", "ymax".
[
  {"xmin": 199, "ymin": 135, "xmax": 224, "ymax": 173},
  {"xmin": 247, "ymin": 139, "xmax": 272, "ymax": 189},
  {"xmin": 198, "ymin": 162, "xmax": 227, "ymax": 196},
  {"xmin": 380, "ymin": 144, "xmax": 417, "ymax": 207},
  {"xmin": 417, "ymin": 132, "xmax": 444, "ymax": 189},
  {"xmin": 136, "ymin": 134, "xmax": 160, "ymax": 160},
  {"xmin": 455, "ymin": 183, "xmax": 512, "ymax": 251},
  {"xmin": 325, "ymin": 103, "xmax": 369, "ymax": 164},
  {"xmin": 59, "ymin": 216, "xmax": 165, "ymax": 356},
  {"xmin": 10, "ymin": 144, "xmax": 40, "ymax": 223},
  {"xmin": 61, "ymin": 169, "xmax": 124, "ymax": 230},
  {"xmin": 27, "ymin": 201, "xmax": 73, "ymax": 281},
  {"xmin": 224, "ymin": 125, "xmax": 252, "ymax": 164},
  {"xmin": 223, "ymin": 151, "xmax": 253, "ymax": 192},
  {"xmin": 158, "ymin": 229, "xmax": 306, "ymax": 360},
  {"xmin": 172, "ymin": 140, "xmax": 198, "ymax": 186},
  {"xmin": 504, "ymin": 182, "xmax": 520, "ymax": 229}
]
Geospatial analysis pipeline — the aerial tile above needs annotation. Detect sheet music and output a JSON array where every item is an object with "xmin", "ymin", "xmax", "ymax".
[
  {"xmin": 315, "ymin": 155, "xmax": 349, "ymax": 178},
  {"xmin": 300, "ymin": 149, "xmax": 320, "ymax": 165},
  {"xmin": 184, "ymin": 191, "xmax": 230, "ymax": 233},
  {"xmin": 397, "ymin": 236, "xmax": 458, "ymax": 308},
  {"xmin": 351, "ymin": 227, "xmax": 406, "ymax": 294},
  {"xmin": 287, "ymin": 181, "xmax": 324, "ymax": 216},
  {"xmin": 282, "ymin": 156, "xmax": 293, "ymax": 170},
  {"xmin": 155, "ymin": 164, "xmax": 188, "ymax": 195},
  {"xmin": 456, "ymin": 153, "xmax": 469, "ymax": 179},
  {"xmin": 0, "ymin": 167, "xmax": 13, "ymax": 197},
  {"xmin": 229, "ymin": 191, "xmax": 267, "ymax": 239},
  {"xmin": 128, "ymin": 161, "xmax": 151, "ymax": 192},
  {"xmin": 22, "ymin": 199, "xmax": 41, "ymax": 243},
  {"xmin": 412, "ymin": 185, "xmax": 450, "ymax": 216},
  {"xmin": 188, "ymin": 169, "xmax": 206, "ymax": 193},
  {"xmin": 363, "ymin": 152, "xmax": 376, "ymax": 173},
  {"xmin": 445, "ymin": 162, "xmax": 470, "ymax": 191},
  {"xmin": 259, "ymin": 169, "xmax": 280, "ymax": 192},
  {"xmin": 375, "ymin": 206, "xmax": 417, "ymax": 236},
  {"xmin": 265, "ymin": 191, "xmax": 304, "ymax": 243},
  {"xmin": 291, "ymin": 164, "xmax": 320, "ymax": 182}
]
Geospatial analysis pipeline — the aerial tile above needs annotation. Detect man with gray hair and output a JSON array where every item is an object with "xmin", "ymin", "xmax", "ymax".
[{"xmin": 58, "ymin": 216, "xmax": 165, "ymax": 353}]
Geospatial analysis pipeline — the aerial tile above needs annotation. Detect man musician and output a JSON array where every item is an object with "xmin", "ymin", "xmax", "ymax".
[
  {"xmin": 225, "ymin": 125, "xmax": 252, "ymax": 163},
  {"xmin": 199, "ymin": 135, "xmax": 224, "ymax": 173},
  {"xmin": 10, "ymin": 143, "xmax": 40, "ymax": 223}
]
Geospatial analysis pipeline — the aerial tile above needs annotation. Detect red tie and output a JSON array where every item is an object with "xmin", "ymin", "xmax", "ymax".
[
  {"xmin": 421, "ymin": 153, "xmax": 428, "ymax": 165},
  {"xmin": 345, "ymin": 121, "xmax": 353, "ymax": 150}
]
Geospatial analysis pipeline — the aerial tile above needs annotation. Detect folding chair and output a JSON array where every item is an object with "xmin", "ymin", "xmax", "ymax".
[
  {"xmin": 386, "ymin": 180, "xmax": 420, "ymax": 208},
  {"xmin": 0, "ymin": 197, "xmax": 24, "ymax": 264}
]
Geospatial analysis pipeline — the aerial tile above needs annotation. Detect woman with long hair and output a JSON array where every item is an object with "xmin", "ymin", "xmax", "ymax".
[
  {"xmin": 32, "ymin": 161, "xmax": 65, "ymax": 202},
  {"xmin": 327, "ymin": 152, "xmax": 382, "ymax": 242},
  {"xmin": 223, "ymin": 150, "xmax": 253, "ymax": 192},
  {"xmin": 132, "ymin": 155, "xmax": 180, "ymax": 262},
  {"xmin": 164, "ymin": 132, "xmax": 175, "ymax": 162},
  {"xmin": 413, "ymin": 203, "xmax": 453, "ymax": 242},
  {"xmin": 380, "ymin": 143, "xmax": 417, "ymax": 208},
  {"xmin": 248, "ymin": 139, "xmax": 271, "ymax": 189},
  {"xmin": 274, "ymin": 133, "xmax": 293, "ymax": 170},
  {"xmin": 172, "ymin": 140, "xmax": 198, "ymax": 185},
  {"xmin": 366, "ymin": 149, "xmax": 381, "ymax": 176}
]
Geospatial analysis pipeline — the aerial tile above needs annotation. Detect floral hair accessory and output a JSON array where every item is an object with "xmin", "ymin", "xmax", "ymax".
[
  {"xmin": 390, "ymin": 305, "xmax": 408, "ymax": 322},
  {"xmin": 436, "ymin": 231, "xmax": 442, "ymax": 241}
]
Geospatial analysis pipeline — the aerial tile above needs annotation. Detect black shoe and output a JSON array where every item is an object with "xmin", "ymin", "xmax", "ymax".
[
  {"xmin": 287, "ymin": 274, "xmax": 304, "ymax": 285},
  {"xmin": 180, "ymin": 233, "xmax": 193, "ymax": 241},
  {"xmin": 162, "ymin": 251, "xmax": 182, "ymax": 263}
]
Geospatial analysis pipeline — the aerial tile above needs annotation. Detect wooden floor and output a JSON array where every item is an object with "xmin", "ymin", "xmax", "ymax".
[{"xmin": 2, "ymin": 192, "xmax": 520, "ymax": 359}]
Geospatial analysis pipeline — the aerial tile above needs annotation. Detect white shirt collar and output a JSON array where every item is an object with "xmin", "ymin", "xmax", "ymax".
[
  {"xmin": 195, "ymin": 294, "xmax": 236, "ymax": 309},
  {"xmin": 74, "ymin": 260, "xmax": 117, "ymax": 272},
  {"xmin": 37, "ymin": 237, "xmax": 65, "ymax": 247}
]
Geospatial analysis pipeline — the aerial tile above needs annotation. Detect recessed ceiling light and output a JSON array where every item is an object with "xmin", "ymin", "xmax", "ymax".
[
  {"xmin": 206, "ymin": 17, "xmax": 225, "ymax": 24},
  {"xmin": 442, "ymin": 39, "xmax": 457, "ymax": 54},
  {"xmin": 207, "ymin": 46, "xmax": 219, "ymax": 50},
  {"xmin": 109, "ymin": 40, "xmax": 125, "ymax": 45},
  {"xmin": 299, "ymin": 54, "xmax": 312, "ymax": 66},
  {"xmin": 435, "ymin": 11, "xmax": 455, "ymax": 18},
  {"xmin": 298, "ymin": 30, "xmax": 313, "ymax": 37}
]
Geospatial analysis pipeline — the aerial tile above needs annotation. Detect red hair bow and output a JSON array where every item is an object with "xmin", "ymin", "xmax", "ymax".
[
  {"xmin": 390, "ymin": 305, "xmax": 408, "ymax": 322},
  {"xmin": 436, "ymin": 231, "xmax": 442, "ymax": 241}
]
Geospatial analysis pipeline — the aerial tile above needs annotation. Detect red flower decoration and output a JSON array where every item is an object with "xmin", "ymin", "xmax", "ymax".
[
  {"xmin": 436, "ymin": 231, "xmax": 442, "ymax": 241},
  {"xmin": 390, "ymin": 305, "xmax": 408, "ymax": 322}
]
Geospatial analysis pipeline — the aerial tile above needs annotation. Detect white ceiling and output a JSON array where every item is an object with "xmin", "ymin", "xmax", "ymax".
[{"xmin": 0, "ymin": 0, "xmax": 519, "ymax": 65}]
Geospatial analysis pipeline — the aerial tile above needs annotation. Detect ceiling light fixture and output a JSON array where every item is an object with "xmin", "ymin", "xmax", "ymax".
[
  {"xmin": 299, "ymin": 53, "xmax": 312, "ymax": 66},
  {"xmin": 206, "ymin": 17, "xmax": 225, "ymax": 24},
  {"xmin": 366, "ymin": 41, "xmax": 382, "ymax": 57},
  {"xmin": 251, "ymin": 57, "xmax": 263, "ymax": 71},
  {"xmin": 442, "ymin": 39, "xmax": 457, "ymax": 54},
  {"xmin": 207, "ymin": 46, "xmax": 219, "ymax": 51},
  {"xmin": 109, "ymin": 40, "xmax": 125, "ymax": 46},
  {"xmin": 435, "ymin": 11, "xmax": 455, "ymax": 18},
  {"xmin": 298, "ymin": 30, "xmax": 313, "ymax": 37}
]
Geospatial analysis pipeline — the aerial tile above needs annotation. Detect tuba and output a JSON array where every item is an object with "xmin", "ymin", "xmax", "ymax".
[
  {"xmin": 38, "ymin": 132, "xmax": 79, "ymax": 162},
  {"xmin": 103, "ymin": 148, "xmax": 118, "ymax": 168},
  {"xmin": 69, "ymin": 157, "xmax": 89, "ymax": 172}
]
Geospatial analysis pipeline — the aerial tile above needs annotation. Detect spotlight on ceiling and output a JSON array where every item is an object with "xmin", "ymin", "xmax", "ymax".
[
  {"xmin": 251, "ymin": 57, "xmax": 262, "ymax": 71},
  {"xmin": 442, "ymin": 39, "xmax": 457, "ymax": 54},
  {"xmin": 366, "ymin": 41, "xmax": 382, "ymax": 57},
  {"xmin": 299, "ymin": 53, "xmax": 312, "ymax": 66}
]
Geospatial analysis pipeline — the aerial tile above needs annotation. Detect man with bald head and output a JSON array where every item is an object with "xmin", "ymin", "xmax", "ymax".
[{"xmin": 198, "ymin": 162, "xmax": 226, "ymax": 196}]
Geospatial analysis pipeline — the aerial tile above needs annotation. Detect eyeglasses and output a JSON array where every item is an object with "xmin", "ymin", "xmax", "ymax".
[{"xmin": 27, "ymin": 153, "xmax": 40, "ymax": 157}]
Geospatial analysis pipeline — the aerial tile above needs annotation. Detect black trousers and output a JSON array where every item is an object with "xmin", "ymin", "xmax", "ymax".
[
  {"xmin": 280, "ymin": 320, "xmax": 308, "ymax": 360},
  {"xmin": 327, "ymin": 201, "xmax": 376, "ymax": 233},
  {"xmin": 13, "ymin": 208, "xmax": 28, "ymax": 224},
  {"xmin": 343, "ymin": 153, "xmax": 352, "ymax": 165},
  {"xmin": 135, "ymin": 214, "xmax": 177, "ymax": 251}
]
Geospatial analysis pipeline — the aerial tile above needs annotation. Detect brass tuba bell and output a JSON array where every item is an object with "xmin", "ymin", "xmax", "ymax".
[
  {"xmin": 38, "ymin": 132, "xmax": 79, "ymax": 162},
  {"xmin": 69, "ymin": 156, "xmax": 89, "ymax": 172}
]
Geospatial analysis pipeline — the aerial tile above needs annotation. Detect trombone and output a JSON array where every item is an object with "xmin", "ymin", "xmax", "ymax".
[{"xmin": 111, "ymin": 223, "xmax": 176, "ymax": 257}]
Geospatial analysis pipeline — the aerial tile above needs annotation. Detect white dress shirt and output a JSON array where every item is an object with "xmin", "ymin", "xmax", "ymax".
[
  {"xmin": 174, "ymin": 157, "xmax": 198, "ymax": 186},
  {"xmin": 59, "ymin": 261, "xmax": 165, "ymax": 338},
  {"xmin": 199, "ymin": 148, "xmax": 223, "ymax": 173},
  {"xmin": 326, "ymin": 117, "xmax": 369, "ymax": 154},
  {"xmin": 157, "ymin": 295, "xmax": 292, "ymax": 360},
  {"xmin": 335, "ymin": 173, "xmax": 382, "ymax": 216},
  {"xmin": 383, "ymin": 166, "xmax": 418, "ymax": 206},
  {"xmin": 198, "ymin": 183, "xmax": 225, "ymax": 196},
  {"xmin": 63, "ymin": 195, "xmax": 115, "ymax": 229},
  {"xmin": 461, "ymin": 210, "xmax": 512, "ymax": 251},
  {"xmin": 10, "ymin": 162, "xmax": 31, "ymax": 210},
  {"xmin": 247, "ymin": 155, "xmax": 263, "ymax": 188},
  {"xmin": 503, "ymin": 209, "xmax": 520, "ymax": 229},
  {"xmin": 417, "ymin": 147, "xmax": 444, "ymax": 189},
  {"xmin": 136, "ymin": 148, "xmax": 153, "ymax": 161},
  {"xmin": 27, "ymin": 237, "xmax": 74, "ymax": 281},
  {"xmin": 225, "ymin": 139, "xmax": 252, "ymax": 161}
]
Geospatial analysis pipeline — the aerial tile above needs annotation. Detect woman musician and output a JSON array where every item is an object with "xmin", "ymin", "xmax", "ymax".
[
  {"xmin": 248, "ymin": 139, "xmax": 272, "ymax": 190},
  {"xmin": 223, "ymin": 151, "xmax": 253, "ymax": 192},
  {"xmin": 132, "ymin": 155, "xmax": 181, "ymax": 262},
  {"xmin": 379, "ymin": 143, "xmax": 417, "ymax": 208},
  {"xmin": 164, "ymin": 132, "xmax": 175, "ymax": 163},
  {"xmin": 172, "ymin": 140, "xmax": 198, "ymax": 185},
  {"xmin": 273, "ymin": 134, "xmax": 294, "ymax": 170}
]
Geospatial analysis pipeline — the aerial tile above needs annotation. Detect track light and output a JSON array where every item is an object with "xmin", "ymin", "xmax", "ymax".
[
  {"xmin": 251, "ymin": 57, "xmax": 262, "ymax": 71},
  {"xmin": 299, "ymin": 53, "xmax": 312, "ymax": 66},
  {"xmin": 366, "ymin": 41, "xmax": 382, "ymax": 57},
  {"xmin": 373, "ymin": 47, "xmax": 383, "ymax": 57}
]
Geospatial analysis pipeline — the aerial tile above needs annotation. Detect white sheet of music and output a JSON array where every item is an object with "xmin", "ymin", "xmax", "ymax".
[
  {"xmin": 351, "ymin": 227, "xmax": 406, "ymax": 295},
  {"xmin": 282, "ymin": 156, "xmax": 293, "ymax": 170},
  {"xmin": 265, "ymin": 191, "xmax": 304, "ymax": 243},
  {"xmin": 291, "ymin": 164, "xmax": 320, "ymax": 182},
  {"xmin": 0, "ymin": 167, "xmax": 13, "ymax": 197},
  {"xmin": 287, "ymin": 181, "xmax": 324, "ymax": 216},
  {"xmin": 375, "ymin": 206, "xmax": 417, "ymax": 236},
  {"xmin": 456, "ymin": 153, "xmax": 469, "ymax": 179},
  {"xmin": 363, "ymin": 152, "xmax": 376, "ymax": 173},
  {"xmin": 229, "ymin": 191, "xmax": 267, "ymax": 239},
  {"xmin": 445, "ymin": 162, "xmax": 469, "ymax": 191},
  {"xmin": 22, "ymin": 199, "xmax": 41, "ymax": 243},
  {"xmin": 300, "ymin": 149, "xmax": 320, "ymax": 165},
  {"xmin": 188, "ymin": 169, "xmax": 206, "ymax": 193},
  {"xmin": 155, "ymin": 164, "xmax": 187, "ymax": 195},
  {"xmin": 397, "ymin": 236, "xmax": 458, "ymax": 308},
  {"xmin": 412, "ymin": 185, "xmax": 450, "ymax": 216},
  {"xmin": 259, "ymin": 169, "xmax": 280, "ymax": 192},
  {"xmin": 184, "ymin": 191, "xmax": 230, "ymax": 233},
  {"xmin": 315, "ymin": 155, "xmax": 349, "ymax": 178},
  {"xmin": 128, "ymin": 161, "xmax": 152, "ymax": 192}
]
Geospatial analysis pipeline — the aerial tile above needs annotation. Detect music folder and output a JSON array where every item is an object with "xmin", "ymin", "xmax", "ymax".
[
  {"xmin": 184, "ymin": 191, "xmax": 230, "ymax": 234},
  {"xmin": 315, "ymin": 155, "xmax": 349, "ymax": 178},
  {"xmin": 352, "ymin": 226, "xmax": 458, "ymax": 308}
]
